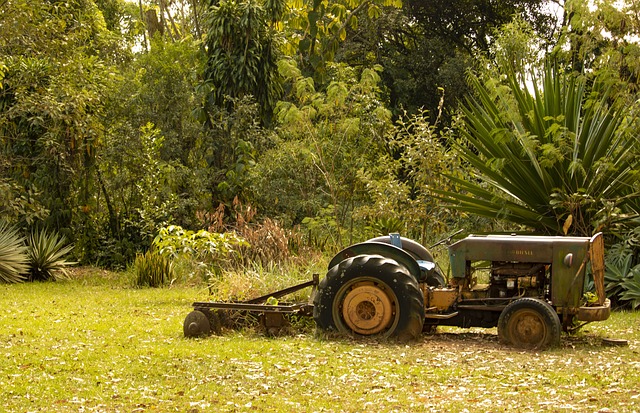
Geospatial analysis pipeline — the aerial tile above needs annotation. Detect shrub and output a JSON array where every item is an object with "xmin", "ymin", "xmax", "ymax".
[
  {"xmin": 605, "ymin": 239, "xmax": 640, "ymax": 309},
  {"xmin": 208, "ymin": 259, "xmax": 324, "ymax": 302},
  {"xmin": 153, "ymin": 225, "xmax": 248, "ymax": 278},
  {"xmin": 154, "ymin": 225, "xmax": 247, "ymax": 257},
  {"xmin": 228, "ymin": 201, "xmax": 306, "ymax": 267},
  {"xmin": 619, "ymin": 271, "xmax": 640, "ymax": 310},
  {"xmin": 134, "ymin": 250, "xmax": 174, "ymax": 287},
  {"xmin": 0, "ymin": 221, "xmax": 28, "ymax": 283},
  {"xmin": 436, "ymin": 62, "xmax": 639, "ymax": 236},
  {"xmin": 25, "ymin": 228, "xmax": 75, "ymax": 282}
]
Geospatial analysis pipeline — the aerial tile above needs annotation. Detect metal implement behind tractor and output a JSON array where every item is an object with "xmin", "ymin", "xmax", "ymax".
[
  {"xmin": 184, "ymin": 275, "xmax": 318, "ymax": 337},
  {"xmin": 184, "ymin": 232, "xmax": 611, "ymax": 349}
]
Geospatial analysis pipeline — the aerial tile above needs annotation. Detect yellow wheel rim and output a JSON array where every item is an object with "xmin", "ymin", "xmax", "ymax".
[
  {"xmin": 341, "ymin": 282, "xmax": 394, "ymax": 335},
  {"xmin": 507, "ymin": 309, "xmax": 546, "ymax": 347}
]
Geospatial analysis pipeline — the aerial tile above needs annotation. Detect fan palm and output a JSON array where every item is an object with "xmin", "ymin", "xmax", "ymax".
[
  {"xmin": 26, "ymin": 228, "xmax": 76, "ymax": 281},
  {"xmin": 0, "ymin": 221, "xmax": 28, "ymax": 283},
  {"xmin": 436, "ymin": 62, "xmax": 639, "ymax": 236}
]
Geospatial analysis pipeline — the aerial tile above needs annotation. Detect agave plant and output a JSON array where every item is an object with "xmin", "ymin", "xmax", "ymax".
[
  {"xmin": 435, "ymin": 61, "xmax": 639, "ymax": 236},
  {"xmin": 0, "ymin": 221, "xmax": 28, "ymax": 283},
  {"xmin": 25, "ymin": 228, "xmax": 76, "ymax": 281}
]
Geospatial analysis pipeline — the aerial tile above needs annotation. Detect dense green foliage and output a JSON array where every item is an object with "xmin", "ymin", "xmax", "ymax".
[
  {"xmin": 253, "ymin": 60, "xmax": 395, "ymax": 244},
  {"xmin": 202, "ymin": 0, "xmax": 284, "ymax": 124},
  {"xmin": 338, "ymin": 0, "xmax": 557, "ymax": 119},
  {"xmin": 0, "ymin": 0, "xmax": 115, "ymax": 233},
  {"xmin": 1, "ymin": 0, "xmax": 639, "ymax": 289}
]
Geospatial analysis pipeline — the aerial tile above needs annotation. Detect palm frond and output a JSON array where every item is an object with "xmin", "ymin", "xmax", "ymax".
[{"xmin": 440, "ymin": 61, "xmax": 639, "ymax": 235}]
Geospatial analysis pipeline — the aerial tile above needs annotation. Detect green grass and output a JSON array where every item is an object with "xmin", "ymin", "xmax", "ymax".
[{"xmin": 1, "ymin": 268, "xmax": 639, "ymax": 412}]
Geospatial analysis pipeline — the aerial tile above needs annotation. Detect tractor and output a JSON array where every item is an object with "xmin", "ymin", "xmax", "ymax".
[{"xmin": 184, "ymin": 232, "xmax": 611, "ymax": 349}]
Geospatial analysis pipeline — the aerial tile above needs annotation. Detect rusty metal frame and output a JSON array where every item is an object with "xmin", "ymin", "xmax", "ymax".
[{"xmin": 192, "ymin": 274, "xmax": 319, "ymax": 315}]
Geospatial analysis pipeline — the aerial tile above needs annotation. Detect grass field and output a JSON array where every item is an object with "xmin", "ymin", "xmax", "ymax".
[{"xmin": 1, "ymin": 268, "xmax": 639, "ymax": 413}]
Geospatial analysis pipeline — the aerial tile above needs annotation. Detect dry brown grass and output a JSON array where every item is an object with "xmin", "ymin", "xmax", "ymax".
[{"xmin": 197, "ymin": 198, "xmax": 316, "ymax": 269}]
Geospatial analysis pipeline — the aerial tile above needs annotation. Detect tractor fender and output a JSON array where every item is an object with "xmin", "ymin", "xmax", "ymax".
[
  {"xmin": 327, "ymin": 242, "xmax": 421, "ymax": 281},
  {"xmin": 367, "ymin": 235, "xmax": 436, "ymax": 263},
  {"xmin": 366, "ymin": 235, "xmax": 444, "ymax": 286}
]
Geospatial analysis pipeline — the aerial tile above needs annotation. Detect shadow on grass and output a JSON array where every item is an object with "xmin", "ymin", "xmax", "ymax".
[{"xmin": 421, "ymin": 327, "xmax": 624, "ymax": 352}]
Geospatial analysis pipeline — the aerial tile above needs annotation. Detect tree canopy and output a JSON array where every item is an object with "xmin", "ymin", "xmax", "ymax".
[{"xmin": 1, "ymin": 0, "xmax": 639, "ymax": 268}]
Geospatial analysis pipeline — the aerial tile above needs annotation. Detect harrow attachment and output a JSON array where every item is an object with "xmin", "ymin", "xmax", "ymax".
[{"xmin": 183, "ymin": 274, "xmax": 319, "ymax": 337}]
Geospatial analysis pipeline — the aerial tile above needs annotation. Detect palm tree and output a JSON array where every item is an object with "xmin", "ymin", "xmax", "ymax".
[{"xmin": 436, "ymin": 62, "xmax": 639, "ymax": 236}]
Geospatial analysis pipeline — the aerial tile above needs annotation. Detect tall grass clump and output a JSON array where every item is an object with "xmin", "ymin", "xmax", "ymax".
[
  {"xmin": 196, "ymin": 200, "xmax": 323, "ymax": 300},
  {"xmin": 134, "ymin": 250, "xmax": 175, "ymax": 287},
  {"xmin": 0, "ymin": 221, "xmax": 28, "ymax": 283},
  {"xmin": 207, "ymin": 258, "xmax": 324, "ymax": 302},
  {"xmin": 25, "ymin": 228, "xmax": 75, "ymax": 281}
]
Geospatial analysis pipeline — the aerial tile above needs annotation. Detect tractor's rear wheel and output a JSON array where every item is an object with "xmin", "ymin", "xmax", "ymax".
[
  {"xmin": 498, "ymin": 298, "xmax": 561, "ymax": 349},
  {"xmin": 313, "ymin": 254, "xmax": 424, "ymax": 342}
]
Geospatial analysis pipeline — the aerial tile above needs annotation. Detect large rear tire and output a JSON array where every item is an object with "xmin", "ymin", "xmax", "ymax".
[
  {"xmin": 313, "ymin": 254, "xmax": 424, "ymax": 342},
  {"xmin": 497, "ymin": 298, "xmax": 561, "ymax": 350}
]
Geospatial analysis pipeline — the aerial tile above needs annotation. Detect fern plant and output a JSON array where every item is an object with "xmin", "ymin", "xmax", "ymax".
[
  {"xmin": 134, "ymin": 250, "xmax": 174, "ymax": 287},
  {"xmin": 0, "ymin": 221, "xmax": 28, "ymax": 283},
  {"xmin": 26, "ymin": 228, "xmax": 75, "ymax": 281}
]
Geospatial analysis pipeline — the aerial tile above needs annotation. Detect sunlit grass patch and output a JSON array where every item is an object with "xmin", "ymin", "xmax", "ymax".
[
  {"xmin": 1, "ymin": 270, "xmax": 638, "ymax": 412},
  {"xmin": 208, "ymin": 258, "xmax": 325, "ymax": 302}
]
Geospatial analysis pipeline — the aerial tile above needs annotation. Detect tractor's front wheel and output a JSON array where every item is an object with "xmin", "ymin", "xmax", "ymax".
[
  {"xmin": 497, "ymin": 298, "xmax": 561, "ymax": 349},
  {"xmin": 313, "ymin": 254, "xmax": 424, "ymax": 342}
]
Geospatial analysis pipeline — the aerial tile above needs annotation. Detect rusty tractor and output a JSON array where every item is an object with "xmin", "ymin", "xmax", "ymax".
[{"xmin": 184, "ymin": 231, "xmax": 611, "ymax": 349}]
